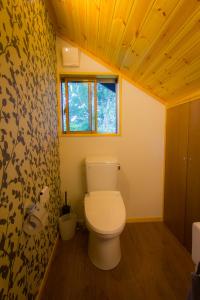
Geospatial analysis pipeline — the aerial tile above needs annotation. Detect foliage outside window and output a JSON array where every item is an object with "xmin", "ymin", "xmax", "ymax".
[{"xmin": 60, "ymin": 76, "xmax": 119, "ymax": 135}]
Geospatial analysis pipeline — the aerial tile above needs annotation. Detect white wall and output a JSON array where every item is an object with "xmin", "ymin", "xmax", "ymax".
[{"xmin": 57, "ymin": 37, "xmax": 166, "ymax": 220}]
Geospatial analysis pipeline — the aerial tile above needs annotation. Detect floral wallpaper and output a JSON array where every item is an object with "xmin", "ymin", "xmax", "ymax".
[{"xmin": 0, "ymin": 0, "xmax": 61, "ymax": 299}]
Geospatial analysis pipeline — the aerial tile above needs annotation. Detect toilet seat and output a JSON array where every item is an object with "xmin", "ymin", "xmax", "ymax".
[{"xmin": 84, "ymin": 191, "xmax": 126, "ymax": 235}]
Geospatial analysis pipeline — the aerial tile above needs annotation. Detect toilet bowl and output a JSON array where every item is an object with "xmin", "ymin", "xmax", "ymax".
[{"xmin": 84, "ymin": 191, "xmax": 126, "ymax": 270}]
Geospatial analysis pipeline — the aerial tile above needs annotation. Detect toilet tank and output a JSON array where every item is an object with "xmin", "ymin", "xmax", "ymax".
[{"xmin": 85, "ymin": 156, "xmax": 119, "ymax": 192}]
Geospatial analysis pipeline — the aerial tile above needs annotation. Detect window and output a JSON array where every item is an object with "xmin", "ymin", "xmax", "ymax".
[{"xmin": 60, "ymin": 75, "xmax": 119, "ymax": 135}]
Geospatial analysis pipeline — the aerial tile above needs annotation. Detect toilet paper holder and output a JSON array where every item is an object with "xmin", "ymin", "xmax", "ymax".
[
  {"xmin": 23, "ymin": 202, "xmax": 48, "ymax": 236},
  {"xmin": 23, "ymin": 186, "xmax": 49, "ymax": 236}
]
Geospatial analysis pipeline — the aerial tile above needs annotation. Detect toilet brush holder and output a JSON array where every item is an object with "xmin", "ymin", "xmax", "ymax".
[
  {"xmin": 61, "ymin": 191, "xmax": 70, "ymax": 215},
  {"xmin": 59, "ymin": 213, "xmax": 77, "ymax": 240}
]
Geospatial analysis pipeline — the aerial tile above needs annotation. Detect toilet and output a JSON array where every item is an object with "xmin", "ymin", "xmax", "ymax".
[{"xmin": 84, "ymin": 156, "xmax": 126, "ymax": 270}]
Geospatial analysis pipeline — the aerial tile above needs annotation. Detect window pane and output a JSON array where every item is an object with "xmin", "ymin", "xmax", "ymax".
[
  {"xmin": 68, "ymin": 82, "xmax": 90, "ymax": 132},
  {"xmin": 97, "ymin": 83, "xmax": 117, "ymax": 133},
  {"xmin": 61, "ymin": 81, "xmax": 67, "ymax": 132},
  {"xmin": 91, "ymin": 82, "xmax": 95, "ymax": 131}
]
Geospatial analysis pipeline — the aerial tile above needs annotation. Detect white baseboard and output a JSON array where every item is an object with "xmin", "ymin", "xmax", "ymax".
[{"xmin": 36, "ymin": 235, "xmax": 59, "ymax": 300}]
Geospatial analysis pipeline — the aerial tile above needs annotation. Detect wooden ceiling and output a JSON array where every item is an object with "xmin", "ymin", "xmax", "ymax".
[{"xmin": 49, "ymin": 0, "xmax": 200, "ymax": 105}]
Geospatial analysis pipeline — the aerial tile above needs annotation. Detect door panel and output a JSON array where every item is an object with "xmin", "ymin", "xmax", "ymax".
[
  {"xmin": 185, "ymin": 99, "xmax": 200, "ymax": 251},
  {"xmin": 164, "ymin": 103, "xmax": 189, "ymax": 244}
]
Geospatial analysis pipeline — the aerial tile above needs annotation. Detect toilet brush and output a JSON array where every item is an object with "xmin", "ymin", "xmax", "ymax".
[{"xmin": 61, "ymin": 191, "xmax": 70, "ymax": 215}]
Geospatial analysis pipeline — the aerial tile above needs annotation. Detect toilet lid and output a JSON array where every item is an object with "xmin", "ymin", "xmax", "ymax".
[{"xmin": 84, "ymin": 191, "xmax": 126, "ymax": 235}]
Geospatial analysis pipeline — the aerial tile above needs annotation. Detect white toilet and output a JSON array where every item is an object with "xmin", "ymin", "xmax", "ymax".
[{"xmin": 84, "ymin": 156, "xmax": 126, "ymax": 270}]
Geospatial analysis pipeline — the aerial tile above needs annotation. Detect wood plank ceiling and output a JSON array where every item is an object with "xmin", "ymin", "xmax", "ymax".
[{"xmin": 50, "ymin": 0, "xmax": 200, "ymax": 105}]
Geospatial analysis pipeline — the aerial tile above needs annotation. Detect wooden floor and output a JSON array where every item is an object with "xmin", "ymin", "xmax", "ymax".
[{"xmin": 42, "ymin": 223, "xmax": 194, "ymax": 300}]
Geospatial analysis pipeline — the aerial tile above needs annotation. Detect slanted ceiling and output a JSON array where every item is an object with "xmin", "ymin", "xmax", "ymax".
[{"xmin": 49, "ymin": 0, "xmax": 200, "ymax": 106}]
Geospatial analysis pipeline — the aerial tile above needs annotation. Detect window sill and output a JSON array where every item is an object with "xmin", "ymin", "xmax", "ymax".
[{"xmin": 59, "ymin": 133, "xmax": 121, "ymax": 137}]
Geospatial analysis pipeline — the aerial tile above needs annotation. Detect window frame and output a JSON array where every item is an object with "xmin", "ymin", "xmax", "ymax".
[{"xmin": 59, "ymin": 74, "xmax": 120, "ymax": 136}]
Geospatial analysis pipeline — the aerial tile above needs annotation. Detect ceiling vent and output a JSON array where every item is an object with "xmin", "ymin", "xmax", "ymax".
[{"xmin": 62, "ymin": 47, "xmax": 80, "ymax": 67}]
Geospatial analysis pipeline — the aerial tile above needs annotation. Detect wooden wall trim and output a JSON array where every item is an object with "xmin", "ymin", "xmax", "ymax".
[
  {"xmin": 36, "ymin": 235, "xmax": 59, "ymax": 300},
  {"xmin": 126, "ymin": 217, "xmax": 163, "ymax": 223},
  {"xmin": 167, "ymin": 93, "xmax": 200, "ymax": 109}
]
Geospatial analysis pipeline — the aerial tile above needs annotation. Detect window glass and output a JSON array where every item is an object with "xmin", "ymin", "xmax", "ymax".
[
  {"xmin": 97, "ymin": 82, "xmax": 117, "ymax": 133},
  {"xmin": 91, "ymin": 82, "xmax": 95, "ymax": 131},
  {"xmin": 68, "ymin": 82, "xmax": 90, "ymax": 132},
  {"xmin": 61, "ymin": 81, "xmax": 67, "ymax": 132}
]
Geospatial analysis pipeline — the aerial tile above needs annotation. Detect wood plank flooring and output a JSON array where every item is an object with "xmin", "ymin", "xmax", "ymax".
[{"xmin": 42, "ymin": 223, "xmax": 194, "ymax": 300}]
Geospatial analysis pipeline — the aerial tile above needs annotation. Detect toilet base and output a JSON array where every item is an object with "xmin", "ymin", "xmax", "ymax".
[{"xmin": 88, "ymin": 232, "xmax": 121, "ymax": 270}]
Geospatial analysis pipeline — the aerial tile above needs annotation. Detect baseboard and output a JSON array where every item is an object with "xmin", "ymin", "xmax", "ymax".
[
  {"xmin": 36, "ymin": 235, "xmax": 59, "ymax": 300},
  {"xmin": 126, "ymin": 217, "xmax": 163, "ymax": 223}
]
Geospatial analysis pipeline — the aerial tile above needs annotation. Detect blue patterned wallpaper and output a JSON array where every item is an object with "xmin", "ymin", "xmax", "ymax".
[{"xmin": 0, "ymin": 0, "xmax": 61, "ymax": 299}]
